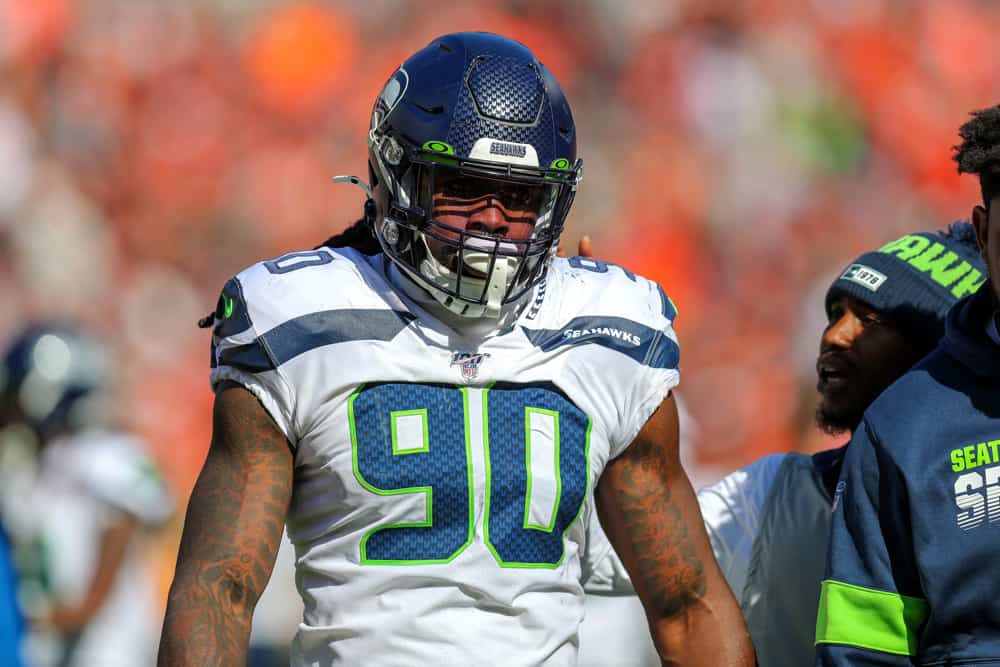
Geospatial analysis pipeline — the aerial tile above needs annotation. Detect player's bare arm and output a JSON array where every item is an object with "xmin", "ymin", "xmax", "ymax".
[
  {"xmin": 158, "ymin": 381, "xmax": 293, "ymax": 666},
  {"xmin": 596, "ymin": 393, "xmax": 754, "ymax": 666}
]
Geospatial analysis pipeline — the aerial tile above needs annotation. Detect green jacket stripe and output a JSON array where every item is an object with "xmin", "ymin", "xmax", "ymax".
[{"xmin": 815, "ymin": 579, "xmax": 928, "ymax": 656}]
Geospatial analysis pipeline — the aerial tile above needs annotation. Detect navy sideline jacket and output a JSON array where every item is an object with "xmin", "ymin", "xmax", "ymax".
[{"xmin": 816, "ymin": 286, "xmax": 1000, "ymax": 666}]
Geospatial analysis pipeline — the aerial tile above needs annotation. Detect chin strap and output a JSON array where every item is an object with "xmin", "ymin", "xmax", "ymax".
[{"xmin": 477, "ymin": 254, "xmax": 514, "ymax": 318}]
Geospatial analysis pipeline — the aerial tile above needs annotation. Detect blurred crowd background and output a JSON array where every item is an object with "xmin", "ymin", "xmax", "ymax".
[{"xmin": 1, "ymin": 0, "xmax": 997, "ymax": 660}]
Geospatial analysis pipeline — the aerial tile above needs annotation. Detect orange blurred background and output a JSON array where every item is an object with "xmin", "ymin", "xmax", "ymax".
[{"xmin": 0, "ymin": 0, "xmax": 996, "ymax": 648}]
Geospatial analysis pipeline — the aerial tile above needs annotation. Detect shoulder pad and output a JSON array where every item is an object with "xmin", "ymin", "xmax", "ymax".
[
  {"xmin": 554, "ymin": 256, "xmax": 677, "ymax": 325},
  {"xmin": 521, "ymin": 257, "xmax": 680, "ymax": 369},
  {"xmin": 210, "ymin": 248, "xmax": 414, "ymax": 374}
]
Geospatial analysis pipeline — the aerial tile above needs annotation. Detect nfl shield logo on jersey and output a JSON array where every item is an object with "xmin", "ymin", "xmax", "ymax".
[{"xmin": 450, "ymin": 352, "xmax": 490, "ymax": 381}]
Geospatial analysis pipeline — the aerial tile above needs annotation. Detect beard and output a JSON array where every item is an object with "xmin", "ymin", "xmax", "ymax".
[
  {"xmin": 814, "ymin": 367, "xmax": 904, "ymax": 436},
  {"xmin": 814, "ymin": 367, "xmax": 882, "ymax": 436},
  {"xmin": 815, "ymin": 398, "xmax": 864, "ymax": 436}
]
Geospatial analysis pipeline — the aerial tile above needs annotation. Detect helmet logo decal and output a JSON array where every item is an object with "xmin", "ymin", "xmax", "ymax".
[
  {"xmin": 371, "ymin": 68, "xmax": 409, "ymax": 135},
  {"xmin": 422, "ymin": 140, "xmax": 454, "ymax": 154}
]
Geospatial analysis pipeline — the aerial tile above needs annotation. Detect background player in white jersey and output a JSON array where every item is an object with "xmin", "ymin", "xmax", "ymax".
[
  {"xmin": 0, "ymin": 324, "xmax": 174, "ymax": 667},
  {"xmin": 159, "ymin": 32, "xmax": 752, "ymax": 666}
]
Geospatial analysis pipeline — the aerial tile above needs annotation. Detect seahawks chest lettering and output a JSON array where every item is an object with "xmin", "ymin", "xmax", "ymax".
[{"xmin": 952, "ymin": 438, "xmax": 1000, "ymax": 530}]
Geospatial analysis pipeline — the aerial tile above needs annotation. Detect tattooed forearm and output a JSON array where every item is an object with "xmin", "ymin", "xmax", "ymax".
[
  {"xmin": 607, "ymin": 433, "xmax": 706, "ymax": 618},
  {"xmin": 598, "ymin": 396, "xmax": 753, "ymax": 666},
  {"xmin": 158, "ymin": 382, "xmax": 293, "ymax": 667}
]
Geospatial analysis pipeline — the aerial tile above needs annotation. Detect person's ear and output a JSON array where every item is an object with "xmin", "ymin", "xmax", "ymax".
[{"xmin": 972, "ymin": 205, "xmax": 989, "ymax": 260}]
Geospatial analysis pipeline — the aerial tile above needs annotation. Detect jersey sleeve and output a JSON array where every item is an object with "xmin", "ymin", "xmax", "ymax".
[
  {"xmin": 578, "ymin": 277, "xmax": 680, "ymax": 592},
  {"xmin": 209, "ymin": 274, "xmax": 297, "ymax": 444},
  {"xmin": 88, "ymin": 446, "xmax": 174, "ymax": 526},
  {"xmin": 76, "ymin": 435, "xmax": 174, "ymax": 526},
  {"xmin": 697, "ymin": 453, "xmax": 785, "ymax": 600},
  {"xmin": 815, "ymin": 420, "xmax": 927, "ymax": 666},
  {"xmin": 608, "ymin": 279, "xmax": 681, "ymax": 460}
]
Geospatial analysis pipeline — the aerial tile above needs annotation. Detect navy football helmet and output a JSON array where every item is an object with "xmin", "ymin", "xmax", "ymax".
[
  {"xmin": 366, "ymin": 32, "xmax": 583, "ymax": 318},
  {"xmin": 0, "ymin": 324, "xmax": 109, "ymax": 441}
]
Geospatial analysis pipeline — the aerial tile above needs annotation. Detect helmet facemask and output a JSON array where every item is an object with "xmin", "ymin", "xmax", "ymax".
[{"xmin": 372, "ymin": 134, "xmax": 580, "ymax": 318}]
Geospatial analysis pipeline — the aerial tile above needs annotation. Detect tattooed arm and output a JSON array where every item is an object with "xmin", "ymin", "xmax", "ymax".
[
  {"xmin": 596, "ymin": 393, "xmax": 754, "ymax": 667},
  {"xmin": 158, "ymin": 381, "xmax": 294, "ymax": 666}
]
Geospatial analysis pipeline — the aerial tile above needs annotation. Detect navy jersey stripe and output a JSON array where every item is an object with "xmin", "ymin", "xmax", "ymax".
[
  {"xmin": 264, "ymin": 309, "xmax": 416, "ymax": 365},
  {"xmin": 656, "ymin": 284, "xmax": 677, "ymax": 321},
  {"xmin": 218, "ymin": 308, "xmax": 416, "ymax": 373},
  {"xmin": 218, "ymin": 339, "xmax": 275, "ymax": 373},
  {"xmin": 521, "ymin": 316, "xmax": 679, "ymax": 369}
]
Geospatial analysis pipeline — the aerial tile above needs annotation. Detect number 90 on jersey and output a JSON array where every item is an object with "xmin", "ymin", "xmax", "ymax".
[{"xmin": 350, "ymin": 382, "xmax": 591, "ymax": 568}]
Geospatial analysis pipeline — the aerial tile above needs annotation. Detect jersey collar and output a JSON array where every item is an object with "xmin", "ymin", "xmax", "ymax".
[{"xmin": 382, "ymin": 258, "xmax": 528, "ymax": 342}]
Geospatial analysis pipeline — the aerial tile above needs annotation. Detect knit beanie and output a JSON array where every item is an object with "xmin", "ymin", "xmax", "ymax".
[{"xmin": 825, "ymin": 221, "xmax": 986, "ymax": 347}]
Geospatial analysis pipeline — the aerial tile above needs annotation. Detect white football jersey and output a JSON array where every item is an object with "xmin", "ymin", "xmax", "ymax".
[
  {"xmin": 210, "ymin": 247, "xmax": 680, "ymax": 667},
  {"xmin": 9, "ymin": 430, "xmax": 172, "ymax": 667}
]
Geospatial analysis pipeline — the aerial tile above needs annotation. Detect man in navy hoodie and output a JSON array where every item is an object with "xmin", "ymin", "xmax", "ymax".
[
  {"xmin": 817, "ymin": 106, "xmax": 1000, "ymax": 665},
  {"xmin": 695, "ymin": 221, "xmax": 983, "ymax": 667}
]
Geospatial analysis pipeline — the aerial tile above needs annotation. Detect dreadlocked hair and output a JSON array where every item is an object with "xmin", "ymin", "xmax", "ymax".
[
  {"xmin": 953, "ymin": 105, "xmax": 1000, "ymax": 206},
  {"xmin": 314, "ymin": 217, "xmax": 381, "ymax": 255}
]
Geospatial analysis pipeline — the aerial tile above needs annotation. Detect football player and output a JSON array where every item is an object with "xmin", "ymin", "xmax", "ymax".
[
  {"xmin": 0, "ymin": 325, "xmax": 173, "ymax": 667},
  {"xmin": 159, "ymin": 32, "xmax": 752, "ymax": 666}
]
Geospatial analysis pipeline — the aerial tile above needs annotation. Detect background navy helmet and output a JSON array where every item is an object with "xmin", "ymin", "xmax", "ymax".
[
  {"xmin": 367, "ymin": 32, "xmax": 583, "ymax": 318},
  {"xmin": 0, "ymin": 324, "xmax": 109, "ymax": 442}
]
